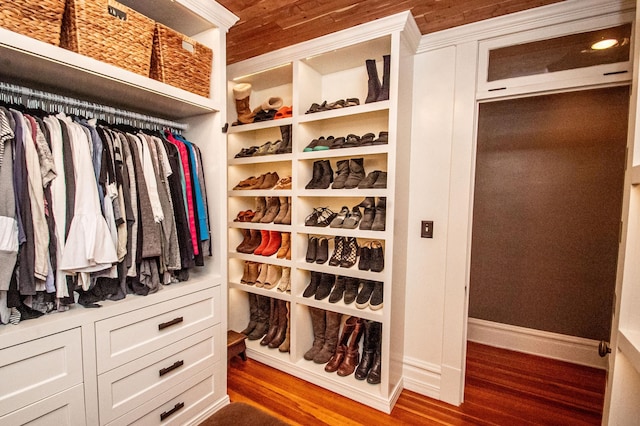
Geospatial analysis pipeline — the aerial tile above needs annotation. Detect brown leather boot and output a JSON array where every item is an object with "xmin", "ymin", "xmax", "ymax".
[
  {"xmin": 260, "ymin": 298, "xmax": 279, "ymax": 346},
  {"xmin": 325, "ymin": 316, "xmax": 356, "ymax": 372},
  {"xmin": 247, "ymin": 295, "xmax": 270, "ymax": 340},
  {"xmin": 251, "ymin": 197, "xmax": 267, "ymax": 223},
  {"xmin": 278, "ymin": 302, "xmax": 290, "ymax": 352},
  {"xmin": 269, "ymin": 299, "xmax": 288, "ymax": 348},
  {"xmin": 304, "ymin": 307, "xmax": 326, "ymax": 360},
  {"xmin": 240, "ymin": 292, "xmax": 259, "ymax": 335},
  {"xmin": 277, "ymin": 232, "xmax": 290, "ymax": 259},
  {"xmin": 273, "ymin": 197, "xmax": 289, "ymax": 224},
  {"xmin": 235, "ymin": 228, "xmax": 252, "ymax": 253},
  {"xmin": 338, "ymin": 317, "xmax": 364, "ymax": 376},
  {"xmin": 244, "ymin": 229, "xmax": 263, "ymax": 254},
  {"xmin": 314, "ymin": 310, "xmax": 342, "ymax": 364},
  {"xmin": 260, "ymin": 197, "xmax": 280, "ymax": 223}
]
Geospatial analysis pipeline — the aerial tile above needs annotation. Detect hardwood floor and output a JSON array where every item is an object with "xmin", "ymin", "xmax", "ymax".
[{"xmin": 227, "ymin": 342, "xmax": 606, "ymax": 425}]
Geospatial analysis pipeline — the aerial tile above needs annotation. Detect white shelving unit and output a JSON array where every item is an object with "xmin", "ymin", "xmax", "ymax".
[
  {"xmin": 226, "ymin": 12, "xmax": 419, "ymax": 413},
  {"xmin": 0, "ymin": 1, "xmax": 237, "ymax": 425}
]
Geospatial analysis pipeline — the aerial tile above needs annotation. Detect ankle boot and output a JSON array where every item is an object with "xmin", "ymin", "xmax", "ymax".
[
  {"xmin": 233, "ymin": 83, "xmax": 255, "ymax": 125},
  {"xmin": 251, "ymin": 197, "xmax": 267, "ymax": 223},
  {"xmin": 370, "ymin": 241, "xmax": 384, "ymax": 272},
  {"xmin": 343, "ymin": 277, "xmax": 360, "ymax": 304},
  {"xmin": 273, "ymin": 197, "xmax": 289, "ymax": 224},
  {"xmin": 240, "ymin": 292, "xmax": 259, "ymax": 335},
  {"xmin": 371, "ymin": 197, "xmax": 386, "ymax": 231},
  {"xmin": 329, "ymin": 236, "xmax": 344, "ymax": 267},
  {"xmin": 244, "ymin": 229, "xmax": 263, "ymax": 253},
  {"xmin": 260, "ymin": 197, "xmax": 280, "ymax": 223},
  {"xmin": 305, "ymin": 161, "xmax": 323, "ymax": 189},
  {"xmin": 303, "ymin": 270, "xmax": 322, "ymax": 298},
  {"xmin": 317, "ymin": 160, "xmax": 334, "ymax": 189},
  {"xmin": 277, "ymin": 124, "xmax": 292, "ymax": 154},
  {"xmin": 331, "ymin": 159, "xmax": 350, "ymax": 189},
  {"xmin": 355, "ymin": 320, "xmax": 380, "ymax": 379},
  {"xmin": 278, "ymin": 302, "xmax": 291, "ymax": 352},
  {"xmin": 340, "ymin": 237, "xmax": 359, "ymax": 268},
  {"xmin": 277, "ymin": 267, "xmax": 291, "ymax": 292},
  {"xmin": 306, "ymin": 235, "xmax": 318, "ymax": 263},
  {"xmin": 329, "ymin": 275, "xmax": 346, "ymax": 303},
  {"xmin": 253, "ymin": 230, "xmax": 271, "ymax": 255},
  {"xmin": 304, "ymin": 307, "xmax": 326, "ymax": 360},
  {"xmin": 358, "ymin": 242, "xmax": 371, "ymax": 271},
  {"xmin": 325, "ymin": 316, "xmax": 356, "ymax": 373},
  {"xmin": 244, "ymin": 261, "xmax": 260, "ymax": 285},
  {"xmin": 314, "ymin": 310, "xmax": 342, "ymax": 364},
  {"xmin": 316, "ymin": 237, "xmax": 328, "ymax": 264},
  {"xmin": 344, "ymin": 158, "xmax": 365, "ymax": 189},
  {"xmin": 258, "ymin": 172, "xmax": 280, "ymax": 189},
  {"xmin": 315, "ymin": 273, "xmax": 335, "ymax": 301},
  {"xmin": 359, "ymin": 197, "xmax": 376, "ymax": 231},
  {"xmin": 261, "ymin": 298, "xmax": 279, "ymax": 346},
  {"xmin": 263, "ymin": 264, "xmax": 283, "ymax": 290},
  {"xmin": 247, "ymin": 295, "xmax": 270, "ymax": 340},
  {"xmin": 277, "ymin": 232, "xmax": 290, "ymax": 259},
  {"xmin": 254, "ymin": 263, "xmax": 268, "ymax": 288},
  {"xmin": 239, "ymin": 261, "xmax": 250, "ymax": 284},
  {"xmin": 261, "ymin": 231, "xmax": 282, "ymax": 257},
  {"xmin": 377, "ymin": 54, "xmax": 390, "ymax": 102},
  {"xmin": 236, "ymin": 228, "xmax": 252, "ymax": 253},
  {"xmin": 338, "ymin": 317, "xmax": 364, "ymax": 376},
  {"xmin": 365, "ymin": 59, "xmax": 381, "ymax": 104},
  {"xmin": 269, "ymin": 299, "xmax": 288, "ymax": 348}
]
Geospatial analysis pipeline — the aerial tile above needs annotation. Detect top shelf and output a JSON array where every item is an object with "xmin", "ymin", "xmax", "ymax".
[{"xmin": 0, "ymin": 28, "xmax": 219, "ymax": 120}]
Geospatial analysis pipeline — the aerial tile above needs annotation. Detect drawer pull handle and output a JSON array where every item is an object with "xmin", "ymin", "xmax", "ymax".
[
  {"xmin": 159, "ymin": 360, "xmax": 184, "ymax": 377},
  {"xmin": 158, "ymin": 317, "xmax": 183, "ymax": 330},
  {"xmin": 160, "ymin": 402, "xmax": 184, "ymax": 421}
]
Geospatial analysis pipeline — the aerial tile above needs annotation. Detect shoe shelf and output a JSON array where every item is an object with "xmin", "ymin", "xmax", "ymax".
[{"xmin": 226, "ymin": 11, "xmax": 419, "ymax": 413}]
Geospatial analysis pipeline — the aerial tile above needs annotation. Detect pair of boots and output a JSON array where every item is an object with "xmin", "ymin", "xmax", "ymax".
[
  {"xmin": 253, "ymin": 197, "xmax": 290, "ymax": 224},
  {"xmin": 306, "ymin": 236, "xmax": 328, "ymax": 264},
  {"xmin": 304, "ymin": 307, "xmax": 342, "ymax": 364},
  {"xmin": 260, "ymin": 298, "xmax": 290, "ymax": 350},
  {"xmin": 358, "ymin": 197, "xmax": 386, "ymax": 231},
  {"xmin": 355, "ymin": 320, "xmax": 382, "ymax": 384},
  {"xmin": 329, "ymin": 236, "xmax": 359, "ymax": 268},
  {"xmin": 254, "ymin": 264, "xmax": 283, "ymax": 289},
  {"xmin": 234, "ymin": 172, "xmax": 279, "ymax": 190},
  {"xmin": 325, "ymin": 316, "xmax": 364, "ymax": 376},
  {"xmin": 236, "ymin": 229, "xmax": 261, "ymax": 254},
  {"xmin": 332, "ymin": 158, "xmax": 365, "ymax": 189},
  {"xmin": 358, "ymin": 241, "xmax": 384, "ymax": 272},
  {"xmin": 254, "ymin": 230, "xmax": 282, "ymax": 256},
  {"xmin": 365, "ymin": 55, "xmax": 390, "ymax": 104},
  {"xmin": 303, "ymin": 271, "xmax": 335, "ymax": 301},
  {"xmin": 306, "ymin": 160, "xmax": 333, "ymax": 189},
  {"xmin": 232, "ymin": 83, "xmax": 285, "ymax": 125}
]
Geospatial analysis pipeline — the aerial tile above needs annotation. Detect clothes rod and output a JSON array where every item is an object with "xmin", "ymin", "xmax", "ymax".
[{"xmin": 0, "ymin": 81, "xmax": 188, "ymax": 131}]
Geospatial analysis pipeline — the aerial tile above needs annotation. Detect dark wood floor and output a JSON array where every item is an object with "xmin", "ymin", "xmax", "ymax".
[{"xmin": 227, "ymin": 342, "xmax": 606, "ymax": 425}]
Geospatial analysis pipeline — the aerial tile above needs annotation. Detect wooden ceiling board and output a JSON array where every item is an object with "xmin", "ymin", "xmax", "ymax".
[{"xmin": 217, "ymin": 0, "xmax": 565, "ymax": 64}]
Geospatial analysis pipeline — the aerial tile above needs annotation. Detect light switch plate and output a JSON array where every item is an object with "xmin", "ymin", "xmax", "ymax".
[{"xmin": 421, "ymin": 221, "xmax": 434, "ymax": 238}]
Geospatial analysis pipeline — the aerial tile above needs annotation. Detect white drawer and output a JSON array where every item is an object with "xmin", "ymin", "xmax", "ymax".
[
  {"xmin": 98, "ymin": 325, "xmax": 222, "ymax": 424},
  {"xmin": 105, "ymin": 363, "xmax": 225, "ymax": 426},
  {"xmin": 95, "ymin": 286, "xmax": 220, "ymax": 373},
  {"xmin": 0, "ymin": 383, "xmax": 86, "ymax": 426},
  {"xmin": 0, "ymin": 328, "xmax": 83, "ymax": 417}
]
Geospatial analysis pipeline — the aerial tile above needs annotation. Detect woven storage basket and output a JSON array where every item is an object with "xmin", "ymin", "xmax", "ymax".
[
  {"xmin": 60, "ymin": 0, "xmax": 154, "ymax": 76},
  {"xmin": 150, "ymin": 23, "xmax": 213, "ymax": 97},
  {"xmin": 0, "ymin": 0, "xmax": 66, "ymax": 46}
]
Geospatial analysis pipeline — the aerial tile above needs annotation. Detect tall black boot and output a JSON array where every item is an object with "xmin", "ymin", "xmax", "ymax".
[
  {"xmin": 304, "ymin": 307, "xmax": 326, "ymax": 360},
  {"xmin": 355, "ymin": 320, "xmax": 380, "ymax": 380},
  {"xmin": 261, "ymin": 297, "xmax": 279, "ymax": 346},
  {"xmin": 365, "ymin": 59, "xmax": 381, "ymax": 104},
  {"xmin": 247, "ymin": 295, "xmax": 270, "ymax": 340},
  {"xmin": 367, "ymin": 321, "xmax": 383, "ymax": 384},
  {"xmin": 240, "ymin": 292, "xmax": 259, "ymax": 335},
  {"xmin": 377, "ymin": 55, "xmax": 390, "ymax": 101}
]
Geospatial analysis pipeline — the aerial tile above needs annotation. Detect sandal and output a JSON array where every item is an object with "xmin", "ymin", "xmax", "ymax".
[
  {"xmin": 327, "ymin": 99, "xmax": 346, "ymax": 109},
  {"xmin": 342, "ymin": 206, "xmax": 362, "ymax": 229},
  {"xmin": 330, "ymin": 206, "xmax": 350, "ymax": 228},
  {"xmin": 346, "ymin": 98, "xmax": 360, "ymax": 107}
]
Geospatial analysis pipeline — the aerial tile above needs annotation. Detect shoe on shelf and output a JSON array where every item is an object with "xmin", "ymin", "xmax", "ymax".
[
  {"xmin": 359, "ymin": 132, "xmax": 376, "ymax": 146},
  {"xmin": 331, "ymin": 159, "xmax": 350, "ymax": 189},
  {"xmin": 273, "ymin": 197, "xmax": 290, "ymax": 224},
  {"xmin": 372, "ymin": 172, "xmax": 387, "ymax": 189},
  {"xmin": 254, "ymin": 141, "xmax": 273, "ymax": 156},
  {"xmin": 342, "ymin": 134, "xmax": 361, "ymax": 148},
  {"xmin": 313, "ymin": 136, "xmax": 335, "ymax": 151},
  {"xmin": 258, "ymin": 172, "xmax": 280, "ymax": 189},
  {"xmin": 330, "ymin": 206, "xmax": 349, "ymax": 228},
  {"xmin": 343, "ymin": 277, "xmax": 360, "ymax": 304},
  {"xmin": 329, "ymin": 236, "xmax": 344, "ymax": 267},
  {"xmin": 358, "ymin": 241, "xmax": 371, "ymax": 271},
  {"xmin": 260, "ymin": 197, "xmax": 280, "ymax": 223},
  {"xmin": 303, "ymin": 271, "xmax": 322, "ymax": 298},
  {"xmin": 273, "ymin": 176, "xmax": 292, "ymax": 190},
  {"xmin": 346, "ymin": 98, "xmax": 360, "ymax": 107},
  {"xmin": 316, "ymin": 207, "xmax": 338, "ymax": 227},
  {"xmin": 261, "ymin": 230, "xmax": 282, "ymax": 257},
  {"xmin": 253, "ymin": 230, "xmax": 271, "ymax": 256},
  {"xmin": 236, "ymin": 229, "xmax": 252, "ymax": 253},
  {"xmin": 254, "ymin": 263, "xmax": 268, "ymax": 288},
  {"xmin": 369, "ymin": 281, "xmax": 383, "ymax": 310},
  {"xmin": 277, "ymin": 267, "xmax": 291, "ymax": 292},
  {"xmin": 326, "ymin": 99, "xmax": 346, "ymax": 109},
  {"xmin": 304, "ymin": 137, "xmax": 324, "ymax": 152},
  {"xmin": 315, "ymin": 273, "xmax": 335, "ymax": 301},
  {"xmin": 277, "ymin": 232, "xmax": 291, "ymax": 259},
  {"xmin": 305, "ymin": 101, "xmax": 327, "ymax": 114},
  {"xmin": 371, "ymin": 197, "xmax": 386, "ymax": 231},
  {"xmin": 358, "ymin": 170, "xmax": 381, "ymax": 189},
  {"xmin": 342, "ymin": 206, "xmax": 362, "ymax": 229},
  {"xmin": 355, "ymin": 280, "xmax": 375, "ymax": 309},
  {"xmin": 306, "ymin": 236, "xmax": 318, "ymax": 263},
  {"xmin": 358, "ymin": 197, "xmax": 376, "ymax": 230},
  {"xmin": 373, "ymin": 131, "xmax": 388, "ymax": 145},
  {"xmin": 306, "ymin": 160, "xmax": 333, "ymax": 189},
  {"xmin": 370, "ymin": 241, "xmax": 384, "ymax": 272},
  {"xmin": 340, "ymin": 237, "xmax": 359, "ymax": 268},
  {"xmin": 344, "ymin": 158, "xmax": 366, "ymax": 189},
  {"xmin": 316, "ymin": 237, "xmax": 329, "ymax": 264},
  {"xmin": 251, "ymin": 197, "xmax": 267, "ymax": 223},
  {"xmin": 328, "ymin": 275, "xmax": 346, "ymax": 303}
]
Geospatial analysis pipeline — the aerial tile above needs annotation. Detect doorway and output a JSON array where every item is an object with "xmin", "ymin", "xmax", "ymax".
[{"xmin": 469, "ymin": 86, "xmax": 629, "ymax": 342}]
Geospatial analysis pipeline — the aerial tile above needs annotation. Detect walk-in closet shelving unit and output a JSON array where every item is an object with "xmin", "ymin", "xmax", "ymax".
[
  {"xmin": 226, "ymin": 12, "xmax": 419, "ymax": 413},
  {"xmin": 0, "ymin": 1, "xmax": 237, "ymax": 425}
]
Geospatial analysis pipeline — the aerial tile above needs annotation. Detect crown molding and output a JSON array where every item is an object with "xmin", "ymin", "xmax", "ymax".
[{"xmin": 178, "ymin": 0, "xmax": 239, "ymax": 31}]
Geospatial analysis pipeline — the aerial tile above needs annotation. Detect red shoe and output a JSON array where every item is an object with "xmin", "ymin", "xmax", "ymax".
[
  {"xmin": 261, "ymin": 231, "xmax": 282, "ymax": 257},
  {"xmin": 253, "ymin": 230, "xmax": 270, "ymax": 255}
]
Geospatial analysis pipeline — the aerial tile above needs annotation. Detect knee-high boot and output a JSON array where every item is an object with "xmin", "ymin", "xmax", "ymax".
[{"xmin": 304, "ymin": 307, "xmax": 326, "ymax": 360}]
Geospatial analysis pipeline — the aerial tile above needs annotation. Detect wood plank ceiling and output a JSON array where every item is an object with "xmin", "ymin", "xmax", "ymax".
[{"xmin": 217, "ymin": 0, "xmax": 565, "ymax": 64}]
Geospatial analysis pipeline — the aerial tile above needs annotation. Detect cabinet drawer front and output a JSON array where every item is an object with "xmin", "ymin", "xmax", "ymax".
[
  {"xmin": 0, "ymin": 328, "xmax": 83, "ymax": 417},
  {"xmin": 105, "ymin": 364, "xmax": 225, "ymax": 426},
  {"xmin": 98, "ymin": 325, "xmax": 222, "ymax": 424},
  {"xmin": 0, "ymin": 383, "xmax": 86, "ymax": 426},
  {"xmin": 95, "ymin": 286, "xmax": 220, "ymax": 373}
]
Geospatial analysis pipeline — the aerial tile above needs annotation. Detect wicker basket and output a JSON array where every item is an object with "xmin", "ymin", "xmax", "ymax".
[
  {"xmin": 150, "ymin": 23, "xmax": 213, "ymax": 97},
  {"xmin": 60, "ymin": 0, "xmax": 154, "ymax": 76},
  {"xmin": 0, "ymin": 0, "xmax": 66, "ymax": 46}
]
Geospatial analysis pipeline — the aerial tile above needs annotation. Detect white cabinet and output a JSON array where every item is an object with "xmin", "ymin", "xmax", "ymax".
[
  {"xmin": 226, "ymin": 12, "xmax": 419, "ymax": 413},
  {"xmin": 0, "ymin": 0, "xmax": 236, "ymax": 424}
]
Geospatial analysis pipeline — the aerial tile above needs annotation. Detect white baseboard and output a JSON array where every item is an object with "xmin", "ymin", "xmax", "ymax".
[
  {"xmin": 467, "ymin": 318, "xmax": 607, "ymax": 369},
  {"xmin": 402, "ymin": 356, "xmax": 442, "ymax": 399}
]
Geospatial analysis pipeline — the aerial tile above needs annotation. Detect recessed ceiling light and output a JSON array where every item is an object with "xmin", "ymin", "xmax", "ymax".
[{"xmin": 591, "ymin": 38, "xmax": 619, "ymax": 50}]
